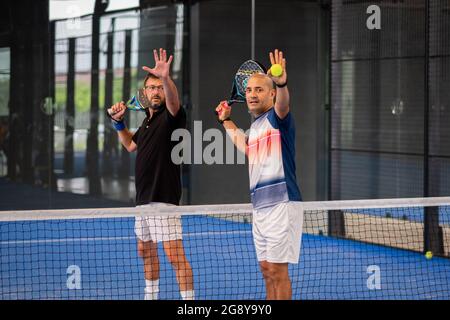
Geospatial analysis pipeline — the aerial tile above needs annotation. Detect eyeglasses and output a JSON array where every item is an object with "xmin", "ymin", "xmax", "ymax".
[{"xmin": 144, "ymin": 85, "xmax": 164, "ymax": 92}]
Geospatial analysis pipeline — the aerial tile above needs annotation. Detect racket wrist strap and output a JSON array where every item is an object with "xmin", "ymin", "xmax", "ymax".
[
  {"xmin": 111, "ymin": 119, "xmax": 126, "ymax": 131},
  {"xmin": 218, "ymin": 117, "xmax": 231, "ymax": 124},
  {"xmin": 276, "ymin": 81, "xmax": 288, "ymax": 88}
]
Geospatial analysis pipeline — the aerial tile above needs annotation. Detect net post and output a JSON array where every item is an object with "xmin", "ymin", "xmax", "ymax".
[
  {"xmin": 119, "ymin": 29, "xmax": 132, "ymax": 180},
  {"xmin": 251, "ymin": 0, "xmax": 255, "ymax": 60},
  {"xmin": 64, "ymin": 37, "xmax": 75, "ymax": 175},
  {"xmin": 424, "ymin": 206, "xmax": 444, "ymax": 256},
  {"xmin": 328, "ymin": 210, "xmax": 345, "ymax": 238}
]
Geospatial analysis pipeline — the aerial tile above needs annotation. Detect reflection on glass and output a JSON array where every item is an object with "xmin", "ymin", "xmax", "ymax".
[{"xmin": 0, "ymin": 48, "xmax": 10, "ymax": 177}]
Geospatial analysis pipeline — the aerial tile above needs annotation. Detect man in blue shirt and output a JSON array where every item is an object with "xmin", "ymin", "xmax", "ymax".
[{"xmin": 216, "ymin": 50, "xmax": 303, "ymax": 300}]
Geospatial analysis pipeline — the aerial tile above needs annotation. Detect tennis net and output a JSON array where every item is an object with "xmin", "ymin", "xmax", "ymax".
[{"xmin": 1, "ymin": 198, "xmax": 450, "ymax": 300}]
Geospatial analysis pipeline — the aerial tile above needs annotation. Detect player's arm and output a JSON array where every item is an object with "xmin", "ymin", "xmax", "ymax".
[
  {"xmin": 142, "ymin": 48, "xmax": 180, "ymax": 117},
  {"xmin": 160, "ymin": 76, "xmax": 181, "ymax": 117},
  {"xmin": 215, "ymin": 101, "xmax": 247, "ymax": 155},
  {"xmin": 108, "ymin": 101, "xmax": 137, "ymax": 152},
  {"xmin": 117, "ymin": 129, "xmax": 137, "ymax": 152},
  {"xmin": 268, "ymin": 49, "xmax": 289, "ymax": 119}
]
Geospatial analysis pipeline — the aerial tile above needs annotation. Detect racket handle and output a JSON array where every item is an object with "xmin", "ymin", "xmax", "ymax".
[
  {"xmin": 108, "ymin": 104, "xmax": 129, "ymax": 117},
  {"xmin": 215, "ymin": 101, "xmax": 232, "ymax": 116},
  {"xmin": 108, "ymin": 108, "xmax": 126, "ymax": 116}
]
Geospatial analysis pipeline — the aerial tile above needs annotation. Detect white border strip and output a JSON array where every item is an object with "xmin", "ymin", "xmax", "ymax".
[
  {"xmin": 0, "ymin": 204, "xmax": 253, "ymax": 222},
  {"xmin": 0, "ymin": 197, "xmax": 449, "ymax": 222},
  {"xmin": 301, "ymin": 197, "xmax": 450, "ymax": 211}
]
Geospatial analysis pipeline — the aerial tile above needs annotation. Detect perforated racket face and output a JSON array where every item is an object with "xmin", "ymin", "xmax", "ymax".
[
  {"xmin": 137, "ymin": 88, "xmax": 151, "ymax": 109},
  {"xmin": 126, "ymin": 88, "xmax": 149, "ymax": 112},
  {"xmin": 229, "ymin": 60, "xmax": 266, "ymax": 105}
]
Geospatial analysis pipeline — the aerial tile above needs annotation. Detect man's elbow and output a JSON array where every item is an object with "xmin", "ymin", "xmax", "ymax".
[
  {"xmin": 275, "ymin": 106, "xmax": 290, "ymax": 119},
  {"xmin": 167, "ymin": 104, "xmax": 181, "ymax": 117}
]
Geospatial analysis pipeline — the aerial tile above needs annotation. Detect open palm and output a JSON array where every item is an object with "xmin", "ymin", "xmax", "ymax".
[
  {"xmin": 142, "ymin": 48, "xmax": 173, "ymax": 79},
  {"xmin": 267, "ymin": 49, "xmax": 287, "ymax": 85}
]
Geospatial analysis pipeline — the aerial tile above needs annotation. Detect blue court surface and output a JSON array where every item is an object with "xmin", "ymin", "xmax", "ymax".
[
  {"xmin": 1, "ymin": 215, "xmax": 450, "ymax": 300},
  {"xmin": 345, "ymin": 206, "xmax": 450, "ymax": 225}
]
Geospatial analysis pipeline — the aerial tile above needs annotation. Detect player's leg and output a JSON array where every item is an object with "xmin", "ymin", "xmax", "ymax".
[
  {"xmin": 253, "ymin": 208, "xmax": 275, "ymax": 299},
  {"xmin": 261, "ymin": 261, "xmax": 291, "ymax": 300},
  {"xmin": 255, "ymin": 202, "xmax": 303, "ymax": 300},
  {"xmin": 135, "ymin": 214, "xmax": 161, "ymax": 300},
  {"xmin": 259, "ymin": 260, "xmax": 276, "ymax": 300},
  {"xmin": 137, "ymin": 239, "xmax": 160, "ymax": 299},
  {"xmin": 163, "ymin": 239, "xmax": 194, "ymax": 299},
  {"xmin": 153, "ymin": 212, "xmax": 195, "ymax": 300}
]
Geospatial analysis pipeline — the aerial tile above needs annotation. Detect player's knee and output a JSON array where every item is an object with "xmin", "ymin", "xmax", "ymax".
[
  {"xmin": 137, "ymin": 241, "xmax": 145, "ymax": 257},
  {"xmin": 168, "ymin": 253, "xmax": 186, "ymax": 269},
  {"xmin": 259, "ymin": 263, "xmax": 267, "ymax": 274},
  {"xmin": 138, "ymin": 241, "xmax": 157, "ymax": 260},
  {"xmin": 264, "ymin": 265, "xmax": 288, "ymax": 283},
  {"xmin": 165, "ymin": 241, "xmax": 188, "ymax": 267},
  {"xmin": 259, "ymin": 262, "xmax": 272, "ymax": 280},
  {"xmin": 264, "ymin": 267, "xmax": 277, "ymax": 281},
  {"xmin": 271, "ymin": 271, "xmax": 286, "ymax": 284}
]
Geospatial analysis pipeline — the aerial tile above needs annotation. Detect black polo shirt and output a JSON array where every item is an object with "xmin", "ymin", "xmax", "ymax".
[{"xmin": 132, "ymin": 106, "xmax": 186, "ymax": 206}]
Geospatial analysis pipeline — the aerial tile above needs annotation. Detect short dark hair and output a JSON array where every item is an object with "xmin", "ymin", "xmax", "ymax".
[{"xmin": 143, "ymin": 73, "xmax": 159, "ymax": 87}]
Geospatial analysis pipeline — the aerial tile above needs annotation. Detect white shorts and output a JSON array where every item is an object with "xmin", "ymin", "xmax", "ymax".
[
  {"xmin": 134, "ymin": 203, "xmax": 183, "ymax": 242},
  {"xmin": 252, "ymin": 202, "xmax": 304, "ymax": 264}
]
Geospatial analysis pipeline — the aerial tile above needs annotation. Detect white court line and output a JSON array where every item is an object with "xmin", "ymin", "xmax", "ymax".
[{"xmin": 0, "ymin": 230, "xmax": 251, "ymax": 246}]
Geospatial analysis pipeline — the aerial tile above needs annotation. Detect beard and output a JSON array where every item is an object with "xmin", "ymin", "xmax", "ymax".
[{"xmin": 149, "ymin": 95, "xmax": 164, "ymax": 110}]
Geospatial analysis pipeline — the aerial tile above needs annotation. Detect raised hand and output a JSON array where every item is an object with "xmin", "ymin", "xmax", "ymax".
[
  {"xmin": 267, "ymin": 49, "xmax": 287, "ymax": 86},
  {"xmin": 142, "ymin": 48, "xmax": 173, "ymax": 80}
]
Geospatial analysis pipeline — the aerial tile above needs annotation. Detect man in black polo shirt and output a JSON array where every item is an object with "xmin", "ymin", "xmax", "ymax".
[{"xmin": 108, "ymin": 48, "xmax": 194, "ymax": 300}]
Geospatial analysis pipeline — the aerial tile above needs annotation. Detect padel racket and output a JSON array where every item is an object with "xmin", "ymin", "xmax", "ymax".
[
  {"xmin": 216, "ymin": 60, "xmax": 266, "ymax": 115},
  {"xmin": 228, "ymin": 59, "xmax": 266, "ymax": 105},
  {"xmin": 108, "ymin": 88, "xmax": 150, "ymax": 116}
]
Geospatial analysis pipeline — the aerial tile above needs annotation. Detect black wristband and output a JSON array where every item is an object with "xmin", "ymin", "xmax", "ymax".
[
  {"xmin": 276, "ymin": 81, "xmax": 288, "ymax": 88},
  {"xmin": 218, "ymin": 117, "xmax": 231, "ymax": 124}
]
